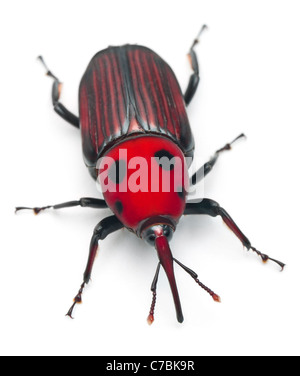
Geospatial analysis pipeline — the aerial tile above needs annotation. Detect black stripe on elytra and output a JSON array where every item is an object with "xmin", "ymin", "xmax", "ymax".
[
  {"xmin": 153, "ymin": 54, "xmax": 172, "ymax": 133},
  {"xmin": 131, "ymin": 49, "xmax": 150, "ymax": 130},
  {"xmin": 140, "ymin": 49, "xmax": 159, "ymax": 130},
  {"xmin": 139, "ymin": 50, "xmax": 159, "ymax": 131},
  {"xmin": 109, "ymin": 51, "xmax": 122, "ymax": 132},
  {"xmin": 102, "ymin": 55, "xmax": 114, "ymax": 141},
  {"xmin": 135, "ymin": 48, "xmax": 153, "ymax": 131},
  {"xmin": 118, "ymin": 47, "xmax": 135, "ymax": 130},
  {"xmin": 85, "ymin": 69, "xmax": 99, "ymax": 151},
  {"xmin": 93, "ymin": 58, "xmax": 106, "ymax": 144},
  {"xmin": 116, "ymin": 47, "xmax": 132, "ymax": 134},
  {"xmin": 149, "ymin": 53, "xmax": 167, "ymax": 129},
  {"xmin": 126, "ymin": 47, "xmax": 149, "ymax": 130},
  {"xmin": 159, "ymin": 61, "xmax": 178, "ymax": 140},
  {"xmin": 110, "ymin": 48, "xmax": 126, "ymax": 135},
  {"xmin": 97, "ymin": 55, "xmax": 111, "ymax": 143}
]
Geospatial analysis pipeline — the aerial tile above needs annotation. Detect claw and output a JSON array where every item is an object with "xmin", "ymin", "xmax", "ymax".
[
  {"xmin": 251, "ymin": 247, "xmax": 285, "ymax": 271},
  {"xmin": 66, "ymin": 282, "xmax": 85, "ymax": 319},
  {"xmin": 15, "ymin": 206, "xmax": 52, "ymax": 214}
]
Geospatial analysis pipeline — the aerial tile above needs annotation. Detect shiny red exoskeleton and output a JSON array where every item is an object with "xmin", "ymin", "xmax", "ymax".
[{"xmin": 16, "ymin": 26, "xmax": 284, "ymax": 324}]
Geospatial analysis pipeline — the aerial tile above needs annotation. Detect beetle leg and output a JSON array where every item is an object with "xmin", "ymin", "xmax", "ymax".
[
  {"xmin": 15, "ymin": 197, "xmax": 107, "ymax": 214},
  {"xmin": 184, "ymin": 25, "xmax": 207, "ymax": 106},
  {"xmin": 189, "ymin": 133, "xmax": 246, "ymax": 186},
  {"xmin": 38, "ymin": 56, "xmax": 80, "ymax": 128},
  {"xmin": 184, "ymin": 199, "xmax": 285, "ymax": 270},
  {"xmin": 66, "ymin": 215, "xmax": 124, "ymax": 319}
]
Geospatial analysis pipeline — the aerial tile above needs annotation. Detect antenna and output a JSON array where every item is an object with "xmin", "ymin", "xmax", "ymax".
[
  {"xmin": 173, "ymin": 258, "xmax": 221, "ymax": 302},
  {"xmin": 147, "ymin": 263, "xmax": 161, "ymax": 325}
]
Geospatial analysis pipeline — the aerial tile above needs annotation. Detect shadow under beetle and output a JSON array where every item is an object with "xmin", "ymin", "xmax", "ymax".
[{"xmin": 16, "ymin": 26, "xmax": 285, "ymax": 324}]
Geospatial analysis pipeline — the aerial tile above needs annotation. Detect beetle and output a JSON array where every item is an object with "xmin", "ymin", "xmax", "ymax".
[{"xmin": 16, "ymin": 25, "xmax": 284, "ymax": 324}]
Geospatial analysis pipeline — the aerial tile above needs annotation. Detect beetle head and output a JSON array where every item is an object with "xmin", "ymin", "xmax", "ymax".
[{"xmin": 142, "ymin": 224, "xmax": 173, "ymax": 246}]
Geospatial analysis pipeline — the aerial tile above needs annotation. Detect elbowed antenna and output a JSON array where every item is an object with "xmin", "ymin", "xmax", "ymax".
[
  {"xmin": 147, "ymin": 262, "xmax": 161, "ymax": 325},
  {"xmin": 154, "ymin": 235, "xmax": 184, "ymax": 324},
  {"xmin": 147, "ymin": 238, "xmax": 222, "ymax": 325},
  {"xmin": 173, "ymin": 258, "xmax": 221, "ymax": 302}
]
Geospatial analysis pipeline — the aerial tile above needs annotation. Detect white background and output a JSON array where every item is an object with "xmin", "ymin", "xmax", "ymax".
[{"xmin": 1, "ymin": 0, "xmax": 300, "ymax": 356}]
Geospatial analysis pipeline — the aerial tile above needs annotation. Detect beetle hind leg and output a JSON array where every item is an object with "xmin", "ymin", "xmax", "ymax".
[
  {"xmin": 38, "ymin": 56, "xmax": 79, "ymax": 128},
  {"xmin": 189, "ymin": 133, "xmax": 246, "ymax": 186},
  {"xmin": 184, "ymin": 25, "xmax": 207, "ymax": 106}
]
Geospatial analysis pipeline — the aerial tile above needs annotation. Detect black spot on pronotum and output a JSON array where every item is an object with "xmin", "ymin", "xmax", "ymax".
[
  {"xmin": 177, "ymin": 187, "xmax": 185, "ymax": 200},
  {"xmin": 108, "ymin": 160, "xmax": 127, "ymax": 184},
  {"xmin": 115, "ymin": 201, "xmax": 123, "ymax": 214},
  {"xmin": 154, "ymin": 149, "xmax": 175, "ymax": 170}
]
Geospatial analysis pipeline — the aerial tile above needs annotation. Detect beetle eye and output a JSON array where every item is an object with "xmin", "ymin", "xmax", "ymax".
[
  {"xmin": 163, "ymin": 225, "xmax": 173, "ymax": 242},
  {"xmin": 142, "ymin": 225, "xmax": 174, "ymax": 246},
  {"xmin": 146, "ymin": 233, "xmax": 156, "ymax": 246}
]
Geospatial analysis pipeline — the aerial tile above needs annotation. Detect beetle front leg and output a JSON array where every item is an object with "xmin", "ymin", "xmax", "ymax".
[
  {"xmin": 15, "ymin": 197, "xmax": 107, "ymax": 214},
  {"xmin": 189, "ymin": 133, "xmax": 246, "ymax": 186},
  {"xmin": 184, "ymin": 25, "xmax": 207, "ymax": 106},
  {"xmin": 38, "ymin": 56, "xmax": 80, "ymax": 128},
  {"xmin": 184, "ymin": 199, "xmax": 285, "ymax": 270},
  {"xmin": 66, "ymin": 215, "xmax": 124, "ymax": 318}
]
